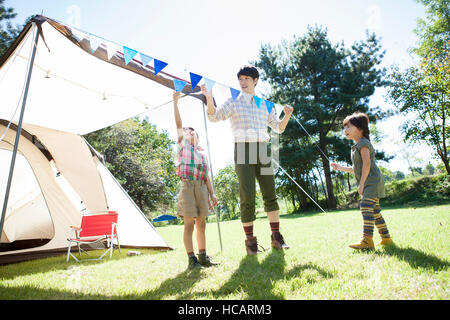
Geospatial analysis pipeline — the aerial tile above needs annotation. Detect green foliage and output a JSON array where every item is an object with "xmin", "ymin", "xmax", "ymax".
[
  {"xmin": 0, "ymin": 0, "xmax": 26, "ymax": 58},
  {"xmin": 214, "ymin": 165, "xmax": 240, "ymax": 220},
  {"xmin": 412, "ymin": 0, "xmax": 450, "ymax": 59},
  {"xmin": 84, "ymin": 118, "xmax": 178, "ymax": 216},
  {"xmin": 387, "ymin": 0, "xmax": 450, "ymax": 174}
]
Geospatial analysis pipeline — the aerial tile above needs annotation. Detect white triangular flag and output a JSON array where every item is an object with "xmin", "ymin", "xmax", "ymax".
[
  {"xmin": 88, "ymin": 33, "xmax": 101, "ymax": 54},
  {"xmin": 105, "ymin": 41, "xmax": 121, "ymax": 60},
  {"xmin": 71, "ymin": 28, "xmax": 86, "ymax": 43}
]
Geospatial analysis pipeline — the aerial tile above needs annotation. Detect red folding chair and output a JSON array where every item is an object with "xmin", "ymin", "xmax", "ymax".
[{"xmin": 66, "ymin": 211, "xmax": 120, "ymax": 262}]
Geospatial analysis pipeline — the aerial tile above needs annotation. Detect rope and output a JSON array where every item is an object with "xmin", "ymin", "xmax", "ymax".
[{"xmin": 272, "ymin": 158, "xmax": 327, "ymax": 214}]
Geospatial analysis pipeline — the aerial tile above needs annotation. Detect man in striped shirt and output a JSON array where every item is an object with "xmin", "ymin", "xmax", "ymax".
[{"xmin": 201, "ymin": 65, "xmax": 294, "ymax": 255}]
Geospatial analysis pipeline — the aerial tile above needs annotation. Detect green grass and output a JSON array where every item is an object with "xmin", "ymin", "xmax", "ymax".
[{"xmin": 0, "ymin": 204, "xmax": 449, "ymax": 300}]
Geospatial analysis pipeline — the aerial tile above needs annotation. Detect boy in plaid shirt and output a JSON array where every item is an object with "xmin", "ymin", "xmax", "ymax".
[{"xmin": 173, "ymin": 91, "xmax": 218, "ymax": 269}]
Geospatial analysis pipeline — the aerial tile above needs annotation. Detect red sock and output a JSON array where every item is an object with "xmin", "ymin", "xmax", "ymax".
[
  {"xmin": 270, "ymin": 222, "xmax": 279, "ymax": 234},
  {"xmin": 243, "ymin": 225, "xmax": 254, "ymax": 239}
]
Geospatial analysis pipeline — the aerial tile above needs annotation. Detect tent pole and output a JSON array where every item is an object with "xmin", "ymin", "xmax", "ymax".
[
  {"xmin": 0, "ymin": 24, "xmax": 40, "ymax": 238},
  {"xmin": 201, "ymin": 102, "xmax": 223, "ymax": 252}
]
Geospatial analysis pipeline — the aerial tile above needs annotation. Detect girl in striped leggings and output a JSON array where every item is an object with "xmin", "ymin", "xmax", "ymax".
[{"xmin": 331, "ymin": 112, "xmax": 394, "ymax": 250}]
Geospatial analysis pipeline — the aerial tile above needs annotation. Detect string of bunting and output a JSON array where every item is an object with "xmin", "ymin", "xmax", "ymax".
[{"xmin": 69, "ymin": 26, "xmax": 277, "ymax": 116}]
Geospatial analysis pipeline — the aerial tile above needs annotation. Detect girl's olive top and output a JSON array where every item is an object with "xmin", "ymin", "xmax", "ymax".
[{"xmin": 351, "ymin": 137, "xmax": 385, "ymax": 199}]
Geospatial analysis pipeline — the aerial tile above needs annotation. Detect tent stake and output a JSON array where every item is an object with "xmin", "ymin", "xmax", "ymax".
[
  {"xmin": 0, "ymin": 24, "xmax": 39, "ymax": 238},
  {"xmin": 202, "ymin": 102, "xmax": 223, "ymax": 252}
]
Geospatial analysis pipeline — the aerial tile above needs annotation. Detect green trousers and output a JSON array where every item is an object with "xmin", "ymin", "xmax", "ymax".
[{"xmin": 234, "ymin": 142, "xmax": 279, "ymax": 223}]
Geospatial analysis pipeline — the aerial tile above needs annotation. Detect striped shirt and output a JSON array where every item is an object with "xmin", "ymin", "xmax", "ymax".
[
  {"xmin": 207, "ymin": 93, "xmax": 283, "ymax": 142},
  {"xmin": 177, "ymin": 137, "xmax": 209, "ymax": 181}
]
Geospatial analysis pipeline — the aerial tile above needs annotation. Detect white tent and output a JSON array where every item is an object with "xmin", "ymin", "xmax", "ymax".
[
  {"xmin": 0, "ymin": 15, "xmax": 211, "ymax": 263},
  {"xmin": 0, "ymin": 120, "xmax": 170, "ymax": 264}
]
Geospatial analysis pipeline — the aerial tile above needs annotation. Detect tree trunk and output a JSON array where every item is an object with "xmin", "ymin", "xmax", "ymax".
[
  {"xmin": 315, "ymin": 166, "xmax": 328, "ymax": 203},
  {"xmin": 320, "ymin": 153, "xmax": 337, "ymax": 209}
]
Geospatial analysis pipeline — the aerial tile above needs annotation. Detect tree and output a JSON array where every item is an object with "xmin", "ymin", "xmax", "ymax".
[
  {"xmin": 84, "ymin": 118, "xmax": 178, "ymax": 216},
  {"xmin": 254, "ymin": 25, "xmax": 389, "ymax": 209},
  {"xmin": 387, "ymin": 0, "xmax": 449, "ymax": 174},
  {"xmin": 412, "ymin": 0, "xmax": 449, "ymax": 59},
  {"xmin": 214, "ymin": 165, "xmax": 240, "ymax": 219},
  {"xmin": 424, "ymin": 162, "xmax": 436, "ymax": 175},
  {"xmin": 0, "ymin": 0, "xmax": 22, "ymax": 57}
]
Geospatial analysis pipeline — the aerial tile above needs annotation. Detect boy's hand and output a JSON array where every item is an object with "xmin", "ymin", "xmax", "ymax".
[
  {"xmin": 209, "ymin": 194, "xmax": 218, "ymax": 209},
  {"xmin": 173, "ymin": 91, "xmax": 181, "ymax": 103}
]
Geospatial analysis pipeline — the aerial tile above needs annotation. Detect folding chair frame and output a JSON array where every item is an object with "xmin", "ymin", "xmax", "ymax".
[{"xmin": 66, "ymin": 212, "xmax": 120, "ymax": 262}]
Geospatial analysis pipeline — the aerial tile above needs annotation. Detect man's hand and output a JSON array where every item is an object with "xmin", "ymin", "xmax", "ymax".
[
  {"xmin": 284, "ymin": 105, "xmax": 294, "ymax": 116},
  {"xmin": 201, "ymin": 84, "xmax": 212, "ymax": 98}
]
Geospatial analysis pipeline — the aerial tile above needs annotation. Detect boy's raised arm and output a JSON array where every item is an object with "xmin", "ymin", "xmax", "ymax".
[{"xmin": 173, "ymin": 91, "xmax": 183, "ymax": 142}]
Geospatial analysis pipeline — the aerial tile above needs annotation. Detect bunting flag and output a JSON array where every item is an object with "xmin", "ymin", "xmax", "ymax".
[
  {"xmin": 253, "ymin": 96, "xmax": 263, "ymax": 109},
  {"xmin": 154, "ymin": 59, "xmax": 168, "ymax": 75},
  {"xmin": 139, "ymin": 52, "xmax": 153, "ymax": 67},
  {"xmin": 71, "ymin": 26, "xmax": 285, "ymax": 119},
  {"xmin": 189, "ymin": 72, "xmax": 203, "ymax": 91},
  {"xmin": 71, "ymin": 29, "xmax": 85, "ymax": 43},
  {"xmin": 264, "ymin": 99, "xmax": 274, "ymax": 114},
  {"xmin": 203, "ymin": 78, "xmax": 215, "ymax": 92},
  {"xmin": 89, "ymin": 33, "xmax": 101, "ymax": 54},
  {"xmin": 105, "ymin": 41, "xmax": 121, "ymax": 60},
  {"xmin": 123, "ymin": 46, "xmax": 138, "ymax": 65},
  {"xmin": 230, "ymin": 87, "xmax": 240, "ymax": 101},
  {"xmin": 173, "ymin": 79, "xmax": 187, "ymax": 92}
]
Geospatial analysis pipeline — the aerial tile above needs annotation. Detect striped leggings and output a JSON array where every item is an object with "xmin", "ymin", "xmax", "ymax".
[{"xmin": 360, "ymin": 198, "xmax": 390, "ymax": 238}]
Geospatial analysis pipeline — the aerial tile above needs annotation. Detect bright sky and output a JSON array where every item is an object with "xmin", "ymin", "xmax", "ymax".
[{"xmin": 8, "ymin": 0, "xmax": 436, "ymax": 174}]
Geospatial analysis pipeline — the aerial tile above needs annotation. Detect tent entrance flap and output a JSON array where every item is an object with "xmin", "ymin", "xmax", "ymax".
[{"xmin": 0, "ymin": 149, "xmax": 54, "ymax": 249}]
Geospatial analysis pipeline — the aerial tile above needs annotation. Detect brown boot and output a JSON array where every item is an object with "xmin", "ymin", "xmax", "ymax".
[
  {"xmin": 349, "ymin": 236, "xmax": 374, "ymax": 250},
  {"xmin": 271, "ymin": 232, "xmax": 290, "ymax": 250},
  {"xmin": 245, "ymin": 236, "xmax": 259, "ymax": 255}
]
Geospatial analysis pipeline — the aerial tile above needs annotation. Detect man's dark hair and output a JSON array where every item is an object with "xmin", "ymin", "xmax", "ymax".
[{"xmin": 237, "ymin": 65, "xmax": 259, "ymax": 81}]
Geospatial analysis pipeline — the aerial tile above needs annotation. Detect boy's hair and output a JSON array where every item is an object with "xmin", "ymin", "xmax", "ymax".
[
  {"xmin": 183, "ymin": 126, "xmax": 199, "ymax": 140},
  {"xmin": 343, "ymin": 112, "xmax": 370, "ymax": 140},
  {"xmin": 237, "ymin": 65, "xmax": 259, "ymax": 82}
]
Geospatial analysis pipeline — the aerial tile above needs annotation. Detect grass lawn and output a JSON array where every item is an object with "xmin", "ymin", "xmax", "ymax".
[{"xmin": 0, "ymin": 203, "xmax": 448, "ymax": 300}]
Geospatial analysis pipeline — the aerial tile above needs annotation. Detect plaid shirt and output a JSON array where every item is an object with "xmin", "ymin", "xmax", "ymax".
[
  {"xmin": 207, "ymin": 93, "xmax": 283, "ymax": 142},
  {"xmin": 177, "ymin": 137, "xmax": 209, "ymax": 181}
]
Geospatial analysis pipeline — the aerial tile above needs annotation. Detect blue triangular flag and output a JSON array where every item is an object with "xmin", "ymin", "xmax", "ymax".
[
  {"xmin": 253, "ymin": 96, "xmax": 263, "ymax": 109},
  {"xmin": 230, "ymin": 87, "xmax": 240, "ymax": 101},
  {"xmin": 264, "ymin": 99, "xmax": 274, "ymax": 114},
  {"xmin": 123, "ymin": 46, "xmax": 138, "ymax": 65},
  {"xmin": 189, "ymin": 72, "xmax": 203, "ymax": 91},
  {"xmin": 203, "ymin": 78, "xmax": 215, "ymax": 92},
  {"xmin": 173, "ymin": 79, "xmax": 187, "ymax": 92},
  {"xmin": 154, "ymin": 59, "xmax": 168, "ymax": 75},
  {"xmin": 139, "ymin": 53, "xmax": 153, "ymax": 67}
]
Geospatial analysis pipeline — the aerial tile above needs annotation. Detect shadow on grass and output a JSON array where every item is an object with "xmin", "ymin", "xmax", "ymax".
[
  {"xmin": 375, "ymin": 245, "xmax": 450, "ymax": 271},
  {"xmin": 134, "ymin": 249, "xmax": 335, "ymax": 300},
  {"xmin": 0, "ymin": 249, "xmax": 161, "ymax": 280},
  {"xmin": 207, "ymin": 249, "xmax": 334, "ymax": 299}
]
